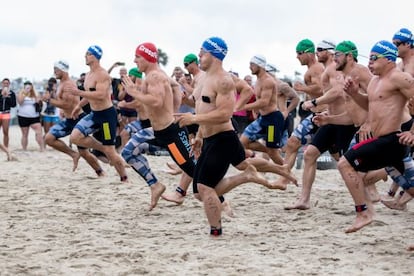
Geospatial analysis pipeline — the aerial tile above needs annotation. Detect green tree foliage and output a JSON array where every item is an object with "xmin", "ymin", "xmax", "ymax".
[{"xmin": 157, "ymin": 48, "xmax": 168, "ymax": 66}]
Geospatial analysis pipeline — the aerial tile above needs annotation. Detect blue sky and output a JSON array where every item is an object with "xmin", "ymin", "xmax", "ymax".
[{"xmin": 1, "ymin": 0, "xmax": 412, "ymax": 81}]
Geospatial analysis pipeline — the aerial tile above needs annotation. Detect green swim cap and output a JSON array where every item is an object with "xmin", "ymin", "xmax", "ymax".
[
  {"xmin": 296, "ymin": 39, "xmax": 315, "ymax": 53},
  {"xmin": 128, "ymin": 67, "xmax": 143, "ymax": 79},
  {"xmin": 183, "ymin": 53, "xmax": 199, "ymax": 64},
  {"xmin": 335, "ymin": 41, "xmax": 358, "ymax": 60}
]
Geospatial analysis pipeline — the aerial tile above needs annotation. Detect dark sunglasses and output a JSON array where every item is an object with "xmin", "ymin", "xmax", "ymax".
[
  {"xmin": 369, "ymin": 54, "xmax": 384, "ymax": 61},
  {"xmin": 393, "ymin": 41, "xmax": 406, "ymax": 47},
  {"xmin": 317, "ymin": 47, "xmax": 334, "ymax": 52}
]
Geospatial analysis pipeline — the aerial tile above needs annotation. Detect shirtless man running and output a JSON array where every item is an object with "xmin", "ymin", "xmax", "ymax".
[
  {"xmin": 338, "ymin": 40, "xmax": 414, "ymax": 233},
  {"xmin": 44, "ymin": 60, "xmax": 103, "ymax": 176},
  {"xmin": 67, "ymin": 45, "xmax": 128, "ymax": 182}
]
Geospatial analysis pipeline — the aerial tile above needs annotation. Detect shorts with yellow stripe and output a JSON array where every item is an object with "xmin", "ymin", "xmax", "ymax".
[
  {"xmin": 154, "ymin": 122, "xmax": 195, "ymax": 177},
  {"xmin": 74, "ymin": 106, "xmax": 118, "ymax": 146},
  {"xmin": 242, "ymin": 110, "xmax": 284, "ymax": 149}
]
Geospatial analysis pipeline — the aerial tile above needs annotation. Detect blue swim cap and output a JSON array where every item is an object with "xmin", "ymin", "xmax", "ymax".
[
  {"xmin": 87, "ymin": 45, "xmax": 103, "ymax": 60},
  {"xmin": 393, "ymin": 28, "xmax": 413, "ymax": 45},
  {"xmin": 201, "ymin": 37, "xmax": 228, "ymax": 61},
  {"xmin": 371, "ymin": 40, "xmax": 398, "ymax": 62}
]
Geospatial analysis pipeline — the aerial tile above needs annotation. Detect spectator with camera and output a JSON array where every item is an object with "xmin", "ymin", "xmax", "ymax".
[
  {"xmin": 0, "ymin": 78, "xmax": 17, "ymax": 148},
  {"xmin": 16, "ymin": 81, "xmax": 44, "ymax": 151}
]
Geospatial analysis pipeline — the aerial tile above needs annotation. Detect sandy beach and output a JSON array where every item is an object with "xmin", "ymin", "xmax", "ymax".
[{"xmin": 1, "ymin": 125, "xmax": 414, "ymax": 275}]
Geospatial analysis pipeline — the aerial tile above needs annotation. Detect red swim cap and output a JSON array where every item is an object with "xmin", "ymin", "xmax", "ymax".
[{"xmin": 135, "ymin": 42, "xmax": 158, "ymax": 63}]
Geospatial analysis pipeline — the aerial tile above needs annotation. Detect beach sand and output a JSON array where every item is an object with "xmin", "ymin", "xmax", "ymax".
[{"xmin": 1, "ymin": 125, "xmax": 414, "ymax": 275}]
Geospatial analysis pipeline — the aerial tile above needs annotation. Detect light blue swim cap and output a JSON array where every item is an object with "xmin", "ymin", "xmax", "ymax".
[
  {"xmin": 87, "ymin": 45, "xmax": 103, "ymax": 60},
  {"xmin": 371, "ymin": 40, "xmax": 398, "ymax": 62},
  {"xmin": 201, "ymin": 37, "xmax": 228, "ymax": 61}
]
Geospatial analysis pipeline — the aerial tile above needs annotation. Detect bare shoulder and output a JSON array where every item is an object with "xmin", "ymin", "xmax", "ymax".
[
  {"xmin": 391, "ymin": 68, "xmax": 414, "ymax": 83},
  {"xmin": 278, "ymin": 80, "xmax": 293, "ymax": 94},
  {"xmin": 310, "ymin": 62, "xmax": 325, "ymax": 75},
  {"xmin": 96, "ymin": 67, "xmax": 111, "ymax": 82},
  {"xmin": 217, "ymin": 72, "xmax": 235, "ymax": 93},
  {"xmin": 403, "ymin": 60, "xmax": 414, "ymax": 76},
  {"xmin": 169, "ymin": 76, "xmax": 179, "ymax": 87},
  {"xmin": 147, "ymin": 70, "xmax": 169, "ymax": 84},
  {"xmin": 351, "ymin": 64, "xmax": 372, "ymax": 84},
  {"xmin": 326, "ymin": 62, "xmax": 338, "ymax": 75}
]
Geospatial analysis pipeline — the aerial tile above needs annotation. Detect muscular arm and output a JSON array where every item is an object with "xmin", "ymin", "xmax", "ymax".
[
  {"xmin": 312, "ymin": 84, "xmax": 344, "ymax": 106},
  {"xmin": 179, "ymin": 76, "xmax": 194, "ymax": 95},
  {"xmin": 170, "ymin": 77, "xmax": 183, "ymax": 112},
  {"xmin": 396, "ymin": 71, "xmax": 414, "ymax": 99},
  {"xmin": 295, "ymin": 67, "xmax": 324, "ymax": 98},
  {"xmin": 244, "ymin": 79, "xmax": 274, "ymax": 111},
  {"xmin": 279, "ymin": 82, "xmax": 299, "ymax": 114},
  {"xmin": 136, "ymin": 73, "xmax": 166, "ymax": 108},
  {"xmin": 74, "ymin": 73, "xmax": 112, "ymax": 101},
  {"xmin": 344, "ymin": 76, "xmax": 369, "ymax": 111},
  {"xmin": 313, "ymin": 111, "xmax": 354, "ymax": 126},
  {"xmin": 50, "ymin": 94, "xmax": 78, "ymax": 110},
  {"xmin": 119, "ymin": 98, "xmax": 141, "ymax": 110},
  {"xmin": 355, "ymin": 66, "xmax": 373, "ymax": 94}
]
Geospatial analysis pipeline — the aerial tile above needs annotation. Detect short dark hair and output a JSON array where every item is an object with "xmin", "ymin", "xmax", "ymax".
[
  {"xmin": 2, "ymin": 78, "xmax": 10, "ymax": 82},
  {"xmin": 48, "ymin": 77, "xmax": 57, "ymax": 84}
]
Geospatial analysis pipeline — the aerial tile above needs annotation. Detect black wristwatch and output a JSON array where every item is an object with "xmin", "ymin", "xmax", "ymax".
[{"xmin": 311, "ymin": 98, "xmax": 317, "ymax": 107}]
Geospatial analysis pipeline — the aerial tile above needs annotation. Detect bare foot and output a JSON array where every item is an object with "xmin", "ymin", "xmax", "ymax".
[
  {"xmin": 97, "ymin": 170, "xmax": 106, "ymax": 178},
  {"xmin": 166, "ymin": 162, "xmax": 182, "ymax": 175},
  {"xmin": 72, "ymin": 152, "xmax": 81, "ymax": 172},
  {"xmin": 161, "ymin": 191, "xmax": 185, "ymax": 205},
  {"xmin": 284, "ymin": 200, "xmax": 310, "ymax": 210},
  {"xmin": 270, "ymin": 177, "xmax": 290, "ymax": 190},
  {"xmin": 7, "ymin": 153, "xmax": 18, "ymax": 161},
  {"xmin": 267, "ymin": 181, "xmax": 288, "ymax": 190},
  {"xmin": 280, "ymin": 164, "xmax": 298, "ymax": 186},
  {"xmin": 222, "ymin": 200, "xmax": 234, "ymax": 218},
  {"xmin": 244, "ymin": 164, "xmax": 269, "ymax": 188},
  {"xmin": 345, "ymin": 212, "xmax": 373, "ymax": 233},
  {"xmin": 380, "ymin": 193, "xmax": 394, "ymax": 201},
  {"xmin": 149, "ymin": 182, "xmax": 166, "ymax": 211},
  {"xmin": 370, "ymin": 195, "xmax": 381, "ymax": 203},
  {"xmin": 381, "ymin": 199, "xmax": 407, "ymax": 211}
]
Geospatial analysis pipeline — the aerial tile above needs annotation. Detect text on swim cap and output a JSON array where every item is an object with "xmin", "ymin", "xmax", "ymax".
[
  {"xmin": 395, "ymin": 31, "xmax": 412, "ymax": 40},
  {"xmin": 138, "ymin": 45, "xmax": 157, "ymax": 59},
  {"xmin": 375, "ymin": 42, "xmax": 398, "ymax": 56},
  {"xmin": 204, "ymin": 38, "xmax": 227, "ymax": 55}
]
